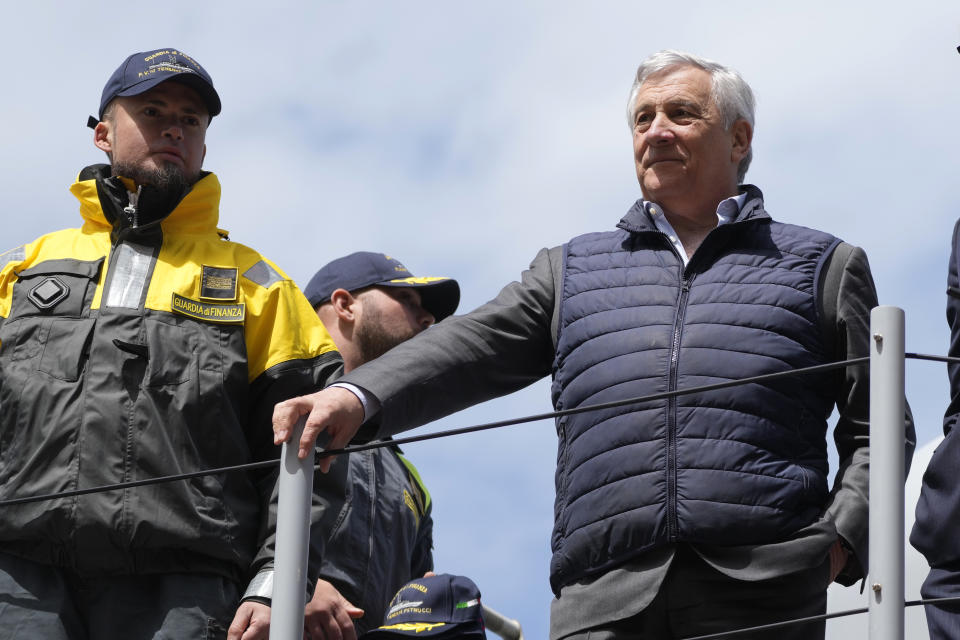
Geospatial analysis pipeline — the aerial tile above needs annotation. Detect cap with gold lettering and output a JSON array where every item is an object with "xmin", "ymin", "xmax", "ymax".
[
  {"xmin": 361, "ymin": 573, "xmax": 486, "ymax": 638},
  {"xmin": 303, "ymin": 252, "xmax": 460, "ymax": 322},
  {"xmin": 88, "ymin": 47, "xmax": 221, "ymax": 129}
]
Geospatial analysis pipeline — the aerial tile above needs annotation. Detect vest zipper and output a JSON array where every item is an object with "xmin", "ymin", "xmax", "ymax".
[{"xmin": 666, "ymin": 275, "xmax": 692, "ymax": 542}]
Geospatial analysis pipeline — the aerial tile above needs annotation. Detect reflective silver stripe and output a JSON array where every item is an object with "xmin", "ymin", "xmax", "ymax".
[
  {"xmin": 242, "ymin": 569, "xmax": 274, "ymax": 601},
  {"xmin": 243, "ymin": 260, "xmax": 284, "ymax": 289},
  {"xmin": 105, "ymin": 243, "xmax": 153, "ymax": 308},
  {"xmin": 0, "ymin": 246, "xmax": 25, "ymax": 270}
]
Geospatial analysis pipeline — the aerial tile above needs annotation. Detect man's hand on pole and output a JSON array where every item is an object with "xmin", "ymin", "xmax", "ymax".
[
  {"xmin": 228, "ymin": 601, "xmax": 271, "ymax": 640},
  {"xmin": 304, "ymin": 578, "xmax": 364, "ymax": 640},
  {"xmin": 273, "ymin": 386, "xmax": 365, "ymax": 468}
]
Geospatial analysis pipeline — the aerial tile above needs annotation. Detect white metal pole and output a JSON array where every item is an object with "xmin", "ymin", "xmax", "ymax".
[
  {"xmin": 270, "ymin": 416, "xmax": 314, "ymax": 640},
  {"xmin": 483, "ymin": 604, "xmax": 524, "ymax": 640},
  {"xmin": 868, "ymin": 306, "xmax": 905, "ymax": 640}
]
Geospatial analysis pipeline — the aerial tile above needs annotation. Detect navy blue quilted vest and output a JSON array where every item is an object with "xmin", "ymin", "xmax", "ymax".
[{"xmin": 548, "ymin": 190, "xmax": 841, "ymax": 593}]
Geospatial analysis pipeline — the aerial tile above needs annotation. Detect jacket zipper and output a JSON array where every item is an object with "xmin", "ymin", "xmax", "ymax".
[
  {"xmin": 104, "ymin": 185, "xmax": 141, "ymax": 289},
  {"xmin": 666, "ymin": 274, "xmax": 691, "ymax": 542},
  {"xmin": 365, "ymin": 452, "xmax": 377, "ymax": 600},
  {"xmin": 123, "ymin": 187, "xmax": 140, "ymax": 228},
  {"xmin": 107, "ymin": 186, "xmax": 142, "ymax": 536},
  {"xmin": 102, "ymin": 187, "xmax": 154, "ymax": 309}
]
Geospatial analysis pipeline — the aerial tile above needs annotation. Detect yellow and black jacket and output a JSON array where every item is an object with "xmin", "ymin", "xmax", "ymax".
[{"xmin": 0, "ymin": 164, "xmax": 340, "ymax": 581}]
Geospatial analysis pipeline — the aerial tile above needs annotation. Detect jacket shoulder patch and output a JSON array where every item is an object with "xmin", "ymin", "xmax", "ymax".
[
  {"xmin": 0, "ymin": 246, "xmax": 25, "ymax": 271},
  {"xmin": 243, "ymin": 260, "xmax": 284, "ymax": 289},
  {"xmin": 200, "ymin": 266, "xmax": 238, "ymax": 301},
  {"xmin": 171, "ymin": 293, "xmax": 245, "ymax": 324}
]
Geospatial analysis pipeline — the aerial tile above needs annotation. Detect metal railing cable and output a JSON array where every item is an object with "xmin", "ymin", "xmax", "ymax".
[
  {"xmin": 681, "ymin": 597, "xmax": 960, "ymax": 639},
  {"xmin": 0, "ymin": 354, "xmax": 880, "ymax": 508},
  {"xmin": 0, "ymin": 459, "xmax": 278, "ymax": 507},
  {"xmin": 8, "ymin": 350, "xmax": 953, "ymax": 511}
]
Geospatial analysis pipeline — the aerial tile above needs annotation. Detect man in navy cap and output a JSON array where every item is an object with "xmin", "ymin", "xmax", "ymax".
[
  {"xmin": 304, "ymin": 252, "xmax": 459, "ymax": 366},
  {"xmin": 232, "ymin": 252, "xmax": 459, "ymax": 640},
  {"xmin": 0, "ymin": 49, "xmax": 341, "ymax": 639}
]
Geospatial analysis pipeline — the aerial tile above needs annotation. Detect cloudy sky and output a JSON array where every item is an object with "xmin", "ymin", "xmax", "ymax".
[{"xmin": 5, "ymin": 1, "xmax": 960, "ymax": 637}]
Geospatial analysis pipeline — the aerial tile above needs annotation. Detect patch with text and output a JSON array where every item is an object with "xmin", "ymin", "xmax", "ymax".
[
  {"xmin": 200, "ymin": 265, "xmax": 238, "ymax": 301},
  {"xmin": 171, "ymin": 293, "xmax": 244, "ymax": 324}
]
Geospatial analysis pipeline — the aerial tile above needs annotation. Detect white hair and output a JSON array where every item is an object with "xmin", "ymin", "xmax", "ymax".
[{"xmin": 626, "ymin": 50, "xmax": 756, "ymax": 182}]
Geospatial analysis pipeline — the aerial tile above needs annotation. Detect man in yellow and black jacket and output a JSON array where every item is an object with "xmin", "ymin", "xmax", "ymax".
[{"xmin": 0, "ymin": 48, "xmax": 340, "ymax": 639}]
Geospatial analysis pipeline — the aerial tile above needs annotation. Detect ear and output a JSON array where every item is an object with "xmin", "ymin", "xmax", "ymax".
[
  {"xmin": 94, "ymin": 120, "xmax": 112, "ymax": 154},
  {"xmin": 329, "ymin": 288, "xmax": 358, "ymax": 322},
  {"xmin": 730, "ymin": 118, "xmax": 752, "ymax": 164}
]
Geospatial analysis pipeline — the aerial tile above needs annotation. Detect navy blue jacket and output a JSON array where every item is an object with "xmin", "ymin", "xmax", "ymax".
[{"xmin": 911, "ymin": 218, "xmax": 960, "ymax": 566}]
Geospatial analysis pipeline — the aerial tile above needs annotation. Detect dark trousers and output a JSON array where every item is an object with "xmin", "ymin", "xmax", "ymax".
[
  {"xmin": 922, "ymin": 565, "xmax": 960, "ymax": 640},
  {"xmin": 563, "ymin": 546, "xmax": 830, "ymax": 640},
  {"xmin": 0, "ymin": 552, "xmax": 239, "ymax": 640}
]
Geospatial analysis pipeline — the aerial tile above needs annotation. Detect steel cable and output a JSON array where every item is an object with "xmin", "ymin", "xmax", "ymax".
[
  {"xmin": 0, "ymin": 351, "xmax": 942, "ymax": 510},
  {"xmin": 682, "ymin": 597, "xmax": 960, "ymax": 639}
]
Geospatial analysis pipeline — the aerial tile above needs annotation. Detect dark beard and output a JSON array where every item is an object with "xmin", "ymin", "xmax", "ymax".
[
  {"xmin": 354, "ymin": 307, "xmax": 418, "ymax": 364},
  {"xmin": 110, "ymin": 161, "xmax": 198, "ymax": 225},
  {"xmin": 111, "ymin": 161, "xmax": 197, "ymax": 195}
]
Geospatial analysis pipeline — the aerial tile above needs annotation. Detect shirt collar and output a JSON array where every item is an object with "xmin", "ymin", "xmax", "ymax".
[{"xmin": 643, "ymin": 192, "xmax": 747, "ymax": 266}]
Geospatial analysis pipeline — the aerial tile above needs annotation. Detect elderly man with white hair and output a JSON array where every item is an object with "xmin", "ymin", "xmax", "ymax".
[{"xmin": 274, "ymin": 50, "xmax": 915, "ymax": 639}]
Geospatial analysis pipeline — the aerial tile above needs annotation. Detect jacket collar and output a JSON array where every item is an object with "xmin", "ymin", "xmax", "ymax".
[
  {"xmin": 70, "ymin": 163, "xmax": 223, "ymax": 237},
  {"xmin": 617, "ymin": 184, "xmax": 769, "ymax": 234}
]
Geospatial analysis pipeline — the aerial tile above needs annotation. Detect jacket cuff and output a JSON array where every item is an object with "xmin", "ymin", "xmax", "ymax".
[
  {"xmin": 242, "ymin": 568, "xmax": 274, "ymax": 604},
  {"xmin": 834, "ymin": 535, "xmax": 865, "ymax": 586}
]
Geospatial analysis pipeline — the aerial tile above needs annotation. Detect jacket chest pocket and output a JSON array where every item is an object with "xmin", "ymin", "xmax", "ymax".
[
  {"xmin": 8, "ymin": 258, "xmax": 103, "ymax": 321},
  {"xmin": 0, "ymin": 259, "xmax": 102, "ymax": 476},
  {"xmin": 143, "ymin": 318, "xmax": 197, "ymax": 387},
  {"xmin": 3, "ymin": 258, "xmax": 103, "ymax": 380}
]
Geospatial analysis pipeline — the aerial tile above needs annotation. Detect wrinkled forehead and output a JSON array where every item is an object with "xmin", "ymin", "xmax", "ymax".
[
  {"xmin": 633, "ymin": 65, "xmax": 715, "ymax": 112},
  {"xmin": 639, "ymin": 65, "xmax": 712, "ymax": 96}
]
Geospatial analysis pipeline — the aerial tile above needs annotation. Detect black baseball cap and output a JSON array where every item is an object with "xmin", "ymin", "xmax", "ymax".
[
  {"xmin": 303, "ymin": 252, "xmax": 460, "ymax": 322},
  {"xmin": 87, "ymin": 48, "xmax": 221, "ymax": 129},
  {"xmin": 361, "ymin": 574, "xmax": 486, "ymax": 639}
]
